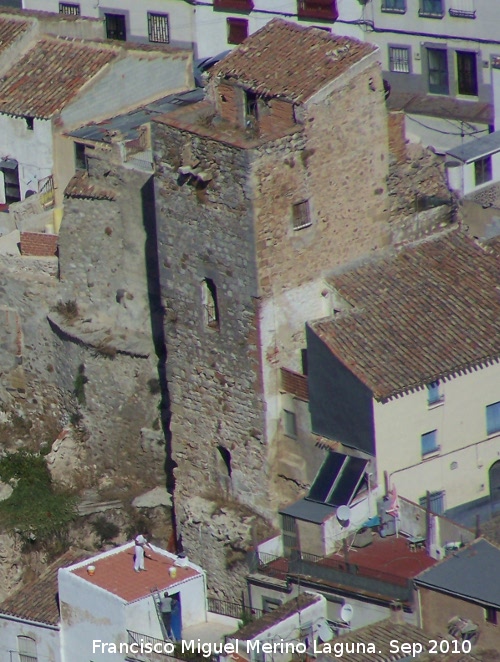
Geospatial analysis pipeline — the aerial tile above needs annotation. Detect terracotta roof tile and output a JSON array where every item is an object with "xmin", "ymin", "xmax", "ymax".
[
  {"xmin": 0, "ymin": 549, "xmax": 89, "ymax": 626},
  {"xmin": 64, "ymin": 171, "xmax": 117, "ymax": 201},
  {"xmin": 211, "ymin": 19, "xmax": 376, "ymax": 103},
  {"xmin": 70, "ymin": 544, "xmax": 201, "ymax": 603},
  {"xmin": 0, "ymin": 16, "xmax": 30, "ymax": 55},
  {"xmin": 312, "ymin": 231, "xmax": 500, "ymax": 400},
  {"xmin": 0, "ymin": 36, "xmax": 118, "ymax": 118},
  {"xmin": 313, "ymin": 619, "xmax": 439, "ymax": 662}
]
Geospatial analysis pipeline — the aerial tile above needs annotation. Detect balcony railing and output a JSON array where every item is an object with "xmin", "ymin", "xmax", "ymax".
[
  {"xmin": 213, "ymin": 0, "xmax": 254, "ymax": 11},
  {"xmin": 254, "ymin": 551, "xmax": 412, "ymax": 602},
  {"xmin": 207, "ymin": 596, "xmax": 263, "ymax": 620},
  {"xmin": 448, "ymin": 0, "xmax": 475, "ymax": 18},
  {"xmin": 297, "ymin": 0, "xmax": 338, "ymax": 22}
]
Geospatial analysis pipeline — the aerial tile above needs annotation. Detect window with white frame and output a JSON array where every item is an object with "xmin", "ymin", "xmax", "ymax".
[
  {"xmin": 59, "ymin": 2, "xmax": 80, "ymax": 14},
  {"xmin": 486, "ymin": 401, "xmax": 500, "ymax": 435},
  {"xmin": 382, "ymin": 0, "xmax": 406, "ymax": 12},
  {"xmin": 449, "ymin": 0, "xmax": 476, "ymax": 19},
  {"xmin": 427, "ymin": 380, "xmax": 443, "ymax": 405},
  {"xmin": 148, "ymin": 13, "xmax": 170, "ymax": 43},
  {"xmin": 18, "ymin": 636, "xmax": 37, "ymax": 662},
  {"xmin": 421, "ymin": 429, "xmax": 439, "ymax": 456},
  {"xmin": 474, "ymin": 156, "xmax": 492, "ymax": 187},
  {"xmin": 389, "ymin": 46, "xmax": 410, "ymax": 73},
  {"xmin": 419, "ymin": 0, "xmax": 444, "ymax": 17}
]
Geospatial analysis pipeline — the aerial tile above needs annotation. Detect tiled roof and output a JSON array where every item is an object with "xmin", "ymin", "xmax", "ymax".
[
  {"xmin": 211, "ymin": 19, "xmax": 376, "ymax": 103},
  {"xmin": 281, "ymin": 367, "xmax": 308, "ymax": 401},
  {"xmin": 313, "ymin": 619, "xmax": 437, "ymax": 662},
  {"xmin": 312, "ymin": 231, "xmax": 500, "ymax": 400},
  {"xmin": 0, "ymin": 36, "xmax": 117, "ymax": 118},
  {"xmin": 0, "ymin": 549, "xmax": 89, "ymax": 626},
  {"xmin": 0, "ymin": 16, "xmax": 30, "ymax": 55},
  {"xmin": 387, "ymin": 91, "xmax": 493, "ymax": 125},
  {"xmin": 232, "ymin": 593, "xmax": 321, "ymax": 640},
  {"xmin": 69, "ymin": 544, "xmax": 201, "ymax": 603},
  {"xmin": 64, "ymin": 171, "xmax": 117, "ymax": 201}
]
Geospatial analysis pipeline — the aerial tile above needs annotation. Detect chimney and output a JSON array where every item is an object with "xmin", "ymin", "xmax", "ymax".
[{"xmin": 389, "ymin": 600, "xmax": 405, "ymax": 625}]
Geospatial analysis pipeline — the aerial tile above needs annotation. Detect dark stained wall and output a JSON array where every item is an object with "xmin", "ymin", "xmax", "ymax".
[{"xmin": 306, "ymin": 324, "xmax": 375, "ymax": 455}]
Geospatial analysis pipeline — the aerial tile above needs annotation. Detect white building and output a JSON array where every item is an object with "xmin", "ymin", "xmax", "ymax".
[
  {"xmin": 306, "ymin": 230, "xmax": 500, "ymax": 521},
  {"xmin": 360, "ymin": 0, "xmax": 498, "ymax": 152},
  {"xmin": 0, "ymin": 550, "xmax": 89, "ymax": 662},
  {"xmin": 0, "ymin": 9, "xmax": 192, "ymax": 227},
  {"xmin": 59, "ymin": 543, "xmax": 216, "ymax": 662},
  {"xmin": 21, "ymin": 0, "xmax": 366, "ymax": 58}
]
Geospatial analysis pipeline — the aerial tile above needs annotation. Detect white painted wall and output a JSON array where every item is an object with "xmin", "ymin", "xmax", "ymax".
[
  {"xmin": 373, "ymin": 361, "xmax": 500, "ymax": 510},
  {"xmin": 60, "ymin": 53, "xmax": 192, "ymax": 130},
  {"xmin": 257, "ymin": 535, "xmax": 283, "ymax": 559},
  {"xmin": 0, "ymin": 116, "xmax": 53, "ymax": 203},
  {"xmin": 22, "ymin": 0, "xmax": 195, "ymax": 49},
  {"xmin": 0, "ymin": 616, "xmax": 60, "ymax": 662},
  {"xmin": 59, "ymin": 567, "xmax": 126, "ymax": 662},
  {"xmin": 231, "ymin": 594, "xmax": 327, "ymax": 662},
  {"xmin": 370, "ymin": 0, "xmax": 500, "ymax": 43}
]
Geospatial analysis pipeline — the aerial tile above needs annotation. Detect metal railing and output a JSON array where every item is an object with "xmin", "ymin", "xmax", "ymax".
[
  {"xmin": 253, "ymin": 550, "xmax": 412, "ymax": 602},
  {"xmin": 207, "ymin": 596, "xmax": 262, "ymax": 620}
]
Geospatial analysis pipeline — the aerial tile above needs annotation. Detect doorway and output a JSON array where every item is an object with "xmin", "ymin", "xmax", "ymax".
[{"xmin": 489, "ymin": 460, "xmax": 500, "ymax": 505}]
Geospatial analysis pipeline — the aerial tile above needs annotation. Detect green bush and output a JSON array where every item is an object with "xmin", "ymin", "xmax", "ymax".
[
  {"xmin": 92, "ymin": 516, "xmax": 120, "ymax": 547},
  {"xmin": 0, "ymin": 450, "xmax": 77, "ymax": 549}
]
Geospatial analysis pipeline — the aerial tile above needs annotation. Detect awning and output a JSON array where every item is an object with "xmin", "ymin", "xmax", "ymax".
[{"xmin": 447, "ymin": 131, "xmax": 500, "ymax": 164}]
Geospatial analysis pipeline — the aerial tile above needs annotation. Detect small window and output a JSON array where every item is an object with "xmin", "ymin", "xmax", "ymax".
[
  {"xmin": 474, "ymin": 156, "xmax": 492, "ymax": 187},
  {"xmin": 486, "ymin": 402, "xmax": 500, "ymax": 435},
  {"xmin": 457, "ymin": 51, "xmax": 478, "ymax": 96},
  {"xmin": 301, "ymin": 348, "xmax": 308, "ymax": 375},
  {"xmin": 427, "ymin": 48, "xmax": 449, "ymax": 94},
  {"xmin": 485, "ymin": 606, "xmax": 498, "ymax": 625},
  {"xmin": 202, "ymin": 278, "xmax": 219, "ymax": 329},
  {"xmin": 105, "ymin": 13, "xmax": 126, "ymax": 40},
  {"xmin": 421, "ymin": 429, "xmax": 439, "ymax": 456},
  {"xmin": 427, "ymin": 381, "xmax": 442, "ymax": 405},
  {"xmin": 74, "ymin": 142, "xmax": 87, "ymax": 171},
  {"xmin": 419, "ymin": 0, "xmax": 444, "ymax": 17},
  {"xmin": 292, "ymin": 200, "xmax": 311, "ymax": 230},
  {"xmin": 382, "ymin": 0, "xmax": 406, "ymax": 12},
  {"xmin": 18, "ymin": 636, "xmax": 37, "ymax": 662},
  {"xmin": 25, "ymin": 117, "xmax": 34, "ymax": 131},
  {"xmin": 227, "ymin": 17, "xmax": 248, "ymax": 45},
  {"xmin": 389, "ymin": 46, "xmax": 410, "ymax": 73},
  {"xmin": 283, "ymin": 409, "xmax": 297, "ymax": 438},
  {"xmin": 245, "ymin": 90, "xmax": 259, "ymax": 121},
  {"xmin": 262, "ymin": 596, "xmax": 282, "ymax": 612},
  {"xmin": 419, "ymin": 490, "xmax": 445, "ymax": 515},
  {"xmin": 148, "ymin": 13, "xmax": 169, "ymax": 43},
  {"xmin": 59, "ymin": 2, "xmax": 80, "ymax": 14}
]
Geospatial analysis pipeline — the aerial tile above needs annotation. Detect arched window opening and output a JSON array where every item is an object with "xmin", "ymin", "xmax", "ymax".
[
  {"xmin": 18, "ymin": 635, "xmax": 37, "ymax": 662},
  {"xmin": 202, "ymin": 278, "xmax": 219, "ymax": 329},
  {"xmin": 217, "ymin": 445, "xmax": 232, "ymax": 477}
]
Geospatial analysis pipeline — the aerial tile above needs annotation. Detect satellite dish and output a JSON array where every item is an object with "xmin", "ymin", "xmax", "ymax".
[
  {"xmin": 340, "ymin": 603, "xmax": 354, "ymax": 624},
  {"xmin": 317, "ymin": 618, "xmax": 334, "ymax": 643},
  {"xmin": 337, "ymin": 505, "xmax": 351, "ymax": 524}
]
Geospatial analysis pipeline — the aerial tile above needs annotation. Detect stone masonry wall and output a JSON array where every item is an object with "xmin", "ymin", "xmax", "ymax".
[
  {"xmin": 153, "ymin": 121, "xmax": 267, "ymax": 509},
  {"xmin": 153, "ymin": 120, "xmax": 275, "ymax": 594},
  {"xmin": 253, "ymin": 60, "xmax": 391, "ymax": 298}
]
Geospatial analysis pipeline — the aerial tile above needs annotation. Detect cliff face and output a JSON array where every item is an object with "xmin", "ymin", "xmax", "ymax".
[{"xmin": 0, "ymin": 164, "xmax": 173, "ymax": 596}]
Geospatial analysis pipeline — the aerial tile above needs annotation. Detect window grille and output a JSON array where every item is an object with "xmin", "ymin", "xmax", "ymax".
[
  {"xmin": 59, "ymin": 2, "xmax": 80, "ymax": 15},
  {"xmin": 148, "ymin": 13, "xmax": 170, "ymax": 44},
  {"xmin": 292, "ymin": 200, "xmax": 312, "ymax": 230},
  {"xmin": 382, "ymin": 0, "xmax": 406, "ymax": 12},
  {"xmin": 389, "ymin": 47, "xmax": 410, "ymax": 73}
]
